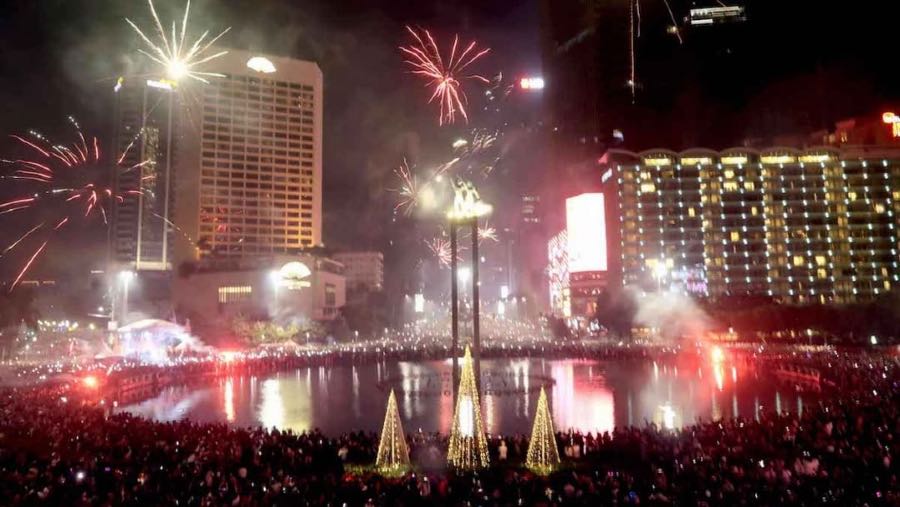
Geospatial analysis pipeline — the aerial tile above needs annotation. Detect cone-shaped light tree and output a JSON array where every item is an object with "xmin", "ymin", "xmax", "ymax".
[
  {"xmin": 525, "ymin": 386, "xmax": 560, "ymax": 473},
  {"xmin": 375, "ymin": 389, "xmax": 410, "ymax": 470},
  {"xmin": 447, "ymin": 345, "xmax": 490, "ymax": 469}
]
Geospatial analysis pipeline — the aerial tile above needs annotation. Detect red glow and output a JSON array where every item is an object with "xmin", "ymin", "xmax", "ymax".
[
  {"xmin": 83, "ymin": 375, "xmax": 99, "ymax": 388},
  {"xmin": 220, "ymin": 351, "xmax": 239, "ymax": 363},
  {"xmin": 565, "ymin": 193, "xmax": 607, "ymax": 272}
]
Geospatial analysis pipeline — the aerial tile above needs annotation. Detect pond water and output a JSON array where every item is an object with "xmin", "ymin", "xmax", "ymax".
[{"xmin": 118, "ymin": 357, "xmax": 811, "ymax": 435}]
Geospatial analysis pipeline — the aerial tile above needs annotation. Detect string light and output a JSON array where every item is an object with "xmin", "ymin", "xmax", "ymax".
[
  {"xmin": 375, "ymin": 389, "xmax": 410, "ymax": 471},
  {"xmin": 447, "ymin": 346, "xmax": 489, "ymax": 470},
  {"xmin": 525, "ymin": 386, "xmax": 560, "ymax": 474}
]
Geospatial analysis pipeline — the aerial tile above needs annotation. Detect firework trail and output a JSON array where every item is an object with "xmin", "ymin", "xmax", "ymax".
[
  {"xmin": 400, "ymin": 26, "xmax": 490, "ymax": 125},
  {"xmin": 126, "ymin": 0, "xmax": 231, "ymax": 84},
  {"xmin": 0, "ymin": 119, "xmax": 146, "ymax": 290},
  {"xmin": 628, "ymin": 0, "xmax": 637, "ymax": 103},
  {"xmin": 662, "ymin": 0, "xmax": 683, "ymax": 44}
]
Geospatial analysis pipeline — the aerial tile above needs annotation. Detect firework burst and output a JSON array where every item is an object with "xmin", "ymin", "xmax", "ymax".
[
  {"xmin": 126, "ymin": 0, "xmax": 231, "ymax": 83},
  {"xmin": 390, "ymin": 158, "xmax": 421, "ymax": 216},
  {"xmin": 0, "ymin": 119, "xmax": 146, "ymax": 290},
  {"xmin": 426, "ymin": 237, "xmax": 451, "ymax": 267},
  {"xmin": 400, "ymin": 26, "xmax": 490, "ymax": 125},
  {"xmin": 477, "ymin": 222, "xmax": 498, "ymax": 244},
  {"xmin": 425, "ymin": 236, "xmax": 467, "ymax": 268}
]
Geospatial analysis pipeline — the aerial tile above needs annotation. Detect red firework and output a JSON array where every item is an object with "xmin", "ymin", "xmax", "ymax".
[
  {"xmin": 400, "ymin": 26, "xmax": 490, "ymax": 125},
  {"xmin": 0, "ymin": 118, "xmax": 146, "ymax": 290}
]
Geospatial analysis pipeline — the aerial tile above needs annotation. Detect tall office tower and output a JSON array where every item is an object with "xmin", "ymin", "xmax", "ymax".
[
  {"xmin": 174, "ymin": 49, "xmax": 323, "ymax": 266},
  {"xmin": 110, "ymin": 78, "xmax": 177, "ymax": 271}
]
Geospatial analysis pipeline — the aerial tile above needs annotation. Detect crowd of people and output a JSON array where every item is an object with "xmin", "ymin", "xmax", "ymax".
[{"xmin": 0, "ymin": 347, "xmax": 897, "ymax": 505}]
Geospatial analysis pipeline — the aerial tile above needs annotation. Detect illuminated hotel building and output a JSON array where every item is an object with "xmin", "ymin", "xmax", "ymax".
[
  {"xmin": 596, "ymin": 147, "xmax": 900, "ymax": 303},
  {"xmin": 174, "ymin": 49, "xmax": 323, "ymax": 265}
]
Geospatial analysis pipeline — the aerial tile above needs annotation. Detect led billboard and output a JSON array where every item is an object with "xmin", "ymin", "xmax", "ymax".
[{"xmin": 566, "ymin": 193, "xmax": 607, "ymax": 273}]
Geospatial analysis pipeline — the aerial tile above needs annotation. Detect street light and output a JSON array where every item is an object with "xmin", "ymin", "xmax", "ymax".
[
  {"xmin": 118, "ymin": 271, "xmax": 135, "ymax": 324},
  {"xmin": 654, "ymin": 260, "xmax": 668, "ymax": 291}
]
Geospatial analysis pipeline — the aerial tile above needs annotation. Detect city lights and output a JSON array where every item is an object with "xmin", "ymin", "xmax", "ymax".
[{"xmin": 519, "ymin": 77, "xmax": 545, "ymax": 90}]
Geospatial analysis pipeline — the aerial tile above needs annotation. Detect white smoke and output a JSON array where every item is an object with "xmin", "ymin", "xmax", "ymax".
[{"xmin": 629, "ymin": 286, "xmax": 711, "ymax": 342}]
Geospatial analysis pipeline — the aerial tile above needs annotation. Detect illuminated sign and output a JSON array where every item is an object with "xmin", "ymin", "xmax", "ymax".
[
  {"xmin": 642, "ymin": 157, "xmax": 672, "ymax": 166},
  {"xmin": 760, "ymin": 155, "xmax": 796, "ymax": 164},
  {"xmin": 798, "ymin": 154, "xmax": 832, "ymax": 163},
  {"xmin": 680, "ymin": 157, "xmax": 712, "ymax": 166},
  {"xmin": 601, "ymin": 168, "xmax": 613, "ymax": 183},
  {"xmin": 566, "ymin": 193, "xmax": 607, "ymax": 273},
  {"xmin": 690, "ymin": 6, "xmax": 745, "ymax": 25},
  {"xmin": 883, "ymin": 112, "xmax": 900, "ymax": 138},
  {"xmin": 278, "ymin": 262, "xmax": 311, "ymax": 290},
  {"xmin": 547, "ymin": 231, "xmax": 570, "ymax": 318},
  {"xmin": 720, "ymin": 156, "xmax": 748, "ymax": 165},
  {"xmin": 519, "ymin": 77, "xmax": 545, "ymax": 90},
  {"xmin": 500, "ymin": 285, "xmax": 509, "ymax": 299},
  {"xmin": 247, "ymin": 56, "xmax": 277, "ymax": 74},
  {"xmin": 114, "ymin": 76, "xmax": 124, "ymax": 93}
]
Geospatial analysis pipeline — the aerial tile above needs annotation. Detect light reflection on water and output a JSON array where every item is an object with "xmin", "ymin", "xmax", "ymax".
[{"xmin": 118, "ymin": 358, "xmax": 808, "ymax": 435}]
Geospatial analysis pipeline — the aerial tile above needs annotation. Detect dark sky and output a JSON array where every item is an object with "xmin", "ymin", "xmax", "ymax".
[{"xmin": 0, "ymin": 0, "xmax": 541, "ymax": 280}]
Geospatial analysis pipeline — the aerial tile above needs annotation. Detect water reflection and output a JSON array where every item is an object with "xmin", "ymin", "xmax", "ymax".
[{"xmin": 118, "ymin": 358, "xmax": 810, "ymax": 436}]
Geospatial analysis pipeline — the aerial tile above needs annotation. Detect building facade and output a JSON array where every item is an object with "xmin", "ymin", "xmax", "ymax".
[
  {"xmin": 333, "ymin": 251, "xmax": 384, "ymax": 293},
  {"xmin": 172, "ymin": 254, "xmax": 345, "ymax": 333},
  {"xmin": 174, "ymin": 49, "xmax": 324, "ymax": 266},
  {"xmin": 598, "ymin": 147, "xmax": 900, "ymax": 303}
]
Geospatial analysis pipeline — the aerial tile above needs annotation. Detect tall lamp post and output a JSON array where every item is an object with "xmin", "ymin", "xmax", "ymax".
[
  {"xmin": 448, "ymin": 179, "xmax": 492, "ymax": 402},
  {"xmin": 118, "ymin": 270, "xmax": 135, "ymax": 325}
]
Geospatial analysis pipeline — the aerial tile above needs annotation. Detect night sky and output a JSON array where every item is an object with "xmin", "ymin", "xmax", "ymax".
[
  {"xmin": 0, "ymin": 0, "xmax": 898, "ymax": 282},
  {"xmin": 0, "ymin": 0, "xmax": 540, "ymax": 280}
]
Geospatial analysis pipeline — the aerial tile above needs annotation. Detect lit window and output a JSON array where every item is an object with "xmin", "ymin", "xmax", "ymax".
[
  {"xmin": 218, "ymin": 286, "xmax": 253, "ymax": 304},
  {"xmin": 688, "ymin": 207, "xmax": 696, "ymax": 218},
  {"xmin": 875, "ymin": 204, "xmax": 885, "ymax": 213},
  {"xmin": 723, "ymin": 181, "xmax": 739, "ymax": 191},
  {"xmin": 793, "ymin": 256, "xmax": 804, "ymax": 267},
  {"xmin": 817, "ymin": 268, "xmax": 827, "ymax": 280},
  {"xmin": 744, "ymin": 181, "xmax": 755, "ymax": 191},
  {"xmin": 730, "ymin": 231, "xmax": 740, "ymax": 242},
  {"xmin": 640, "ymin": 183, "xmax": 657, "ymax": 192},
  {"xmin": 815, "ymin": 255, "xmax": 826, "ymax": 266},
  {"xmin": 751, "ymin": 206, "xmax": 758, "ymax": 216}
]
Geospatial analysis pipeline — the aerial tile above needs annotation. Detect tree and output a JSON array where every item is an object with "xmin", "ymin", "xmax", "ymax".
[
  {"xmin": 593, "ymin": 287, "xmax": 637, "ymax": 337},
  {"xmin": 526, "ymin": 386, "xmax": 560, "ymax": 473},
  {"xmin": 0, "ymin": 288, "xmax": 39, "ymax": 360},
  {"xmin": 375, "ymin": 389, "xmax": 410, "ymax": 471},
  {"xmin": 447, "ymin": 346, "xmax": 489, "ymax": 470}
]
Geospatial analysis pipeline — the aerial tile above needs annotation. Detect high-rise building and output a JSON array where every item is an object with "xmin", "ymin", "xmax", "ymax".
[
  {"xmin": 333, "ymin": 251, "xmax": 384, "ymax": 293},
  {"xmin": 111, "ymin": 78, "xmax": 178, "ymax": 272},
  {"xmin": 174, "ymin": 49, "xmax": 323, "ymax": 266},
  {"xmin": 595, "ymin": 146, "xmax": 900, "ymax": 304}
]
